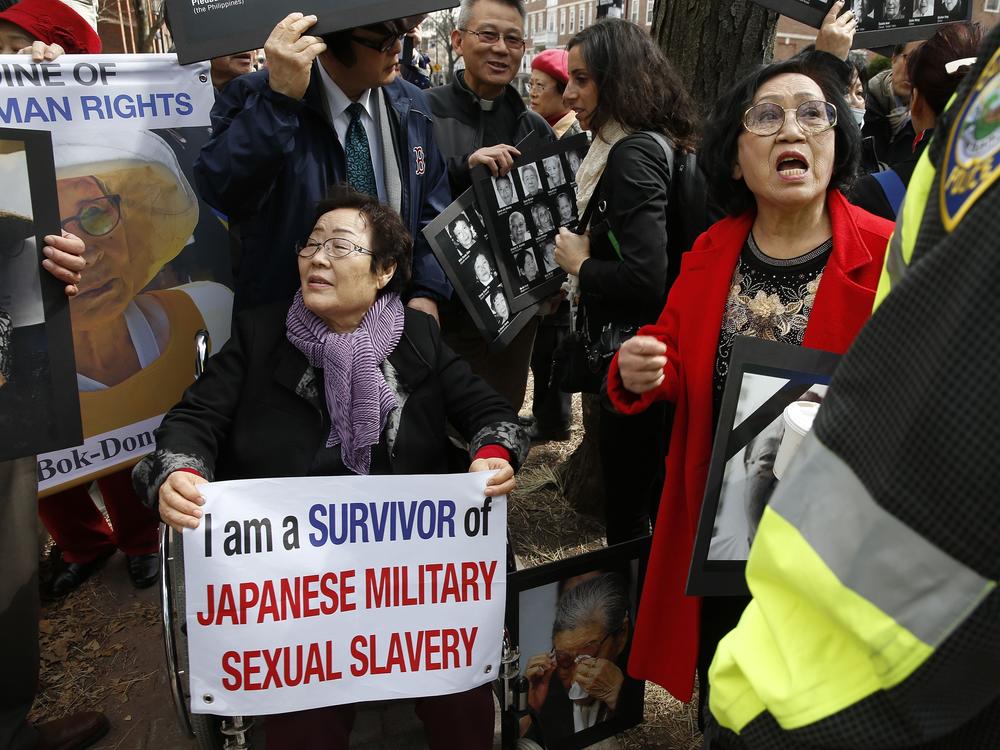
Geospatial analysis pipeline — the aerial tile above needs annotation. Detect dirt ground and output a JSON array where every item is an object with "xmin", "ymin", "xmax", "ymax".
[{"xmin": 31, "ymin": 379, "xmax": 701, "ymax": 750}]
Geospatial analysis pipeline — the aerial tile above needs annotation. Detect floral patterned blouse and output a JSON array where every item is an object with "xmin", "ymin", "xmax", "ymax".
[{"xmin": 712, "ymin": 234, "xmax": 833, "ymax": 418}]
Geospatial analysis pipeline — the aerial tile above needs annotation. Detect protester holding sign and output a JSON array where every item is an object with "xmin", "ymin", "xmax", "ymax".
[
  {"xmin": 608, "ymin": 54, "xmax": 892, "ymax": 720},
  {"xmin": 194, "ymin": 11, "xmax": 452, "ymax": 323},
  {"xmin": 133, "ymin": 187, "xmax": 529, "ymax": 749}
]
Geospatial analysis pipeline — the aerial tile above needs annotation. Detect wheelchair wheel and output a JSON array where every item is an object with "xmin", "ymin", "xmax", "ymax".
[{"xmin": 161, "ymin": 525, "xmax": 258, "ymax": 749}]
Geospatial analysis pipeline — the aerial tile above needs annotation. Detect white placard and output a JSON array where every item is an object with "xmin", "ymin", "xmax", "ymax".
[
  {"xmin": 0, "ymin": 54, "xmax": 212, "ymax": 132},
  {"xmin": 183, "ymin": 472, "xmax": 506, "ymax": 716}
]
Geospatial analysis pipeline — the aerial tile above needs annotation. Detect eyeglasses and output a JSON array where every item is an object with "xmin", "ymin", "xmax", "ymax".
[
  {"xmin": 61, "ymin": 194, "xmax": 122, "ymax": 237},
  {"xmin": 295, "ymin": 237, "xmax": 374, "ymax": 259},
  {"xmin": 528, "ymin": 80, "xmax": 551, "ymax": 93},
  {"xmin": 742, "ymin": 100, "xmax": 837, "ymax": 137},
  {"xmin": 460, "ymin": 28, "xmax": 526, "ymax": 50},
  {"xmin": 351, "ymin": 31, "xmax": 404, "ymax": 53},
  {"xmin": 549, "ymin": 627, "xmax": 621, "ymax": 670}
]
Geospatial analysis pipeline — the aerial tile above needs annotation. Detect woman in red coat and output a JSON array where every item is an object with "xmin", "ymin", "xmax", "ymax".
[{"xmin": 606, "ymin": 55, "xmax": 894, "ymax": 714}]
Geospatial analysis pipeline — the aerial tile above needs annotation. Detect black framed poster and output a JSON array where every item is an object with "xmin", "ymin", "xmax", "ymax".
[
  {"xmin": 471, "ymin": 133, "xmax": 588, "ymax": 314},
  {"xmin": 0, "ymin": 128, "xmax": 82, "ymax": 461},
  {"xmin": 687, "ymin": 337, "xmax": 840, "ymax": 597},
  {"xmin": 506, "ymin": 538, "xmax": 650, "ymax": 750},
  {"xmin": 423, "ymin": 189, "xmax": 538, "ymax": 351},
  {"xmin": 165, "ymin": 0, "xmax": 458, "ymax": 64},
  {"xmin": 754, "ymin": 0, "xmax": 971, "ymax": 49}
]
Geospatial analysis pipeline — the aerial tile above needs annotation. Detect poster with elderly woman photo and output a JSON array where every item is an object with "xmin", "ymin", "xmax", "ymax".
[
  {"xmin": 0, "ymin": 128, "xmax": 81, "ymax": 461},
  {"xmin": 423, "ymin": 189, "xmax": 538, "ymax": 352},
  {"xmin": 687, "ymin": 337, "xmax": 840, "ymax": 597},
  {"xmin": 0, "ymin": 55, "xmax": 232, "ymax": 493},
  {"xmin": 507, "ymin": 539, "xmax": 649, "ymax": 750},
  {"xmin": 471, "ymin": 133, "xmax": 587, "ymax": 313},
  {"xmin": 752, "ymin": 0, "xmax": 970, "ymax": 47}
]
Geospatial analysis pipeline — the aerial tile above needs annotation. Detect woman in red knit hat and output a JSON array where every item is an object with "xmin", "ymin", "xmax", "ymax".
[
  {"xmin": 529, "ymin": 49, "xmax": 581, "ymax": 139},
  {"xmin": 0, "ymin": 0, "xmax": 102, "ymax": 56}
]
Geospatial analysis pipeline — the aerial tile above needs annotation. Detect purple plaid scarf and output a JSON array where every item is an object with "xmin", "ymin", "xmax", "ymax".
[{"xmin": 285, "ymin": 291, "xmax": 405, "ymax": 474}]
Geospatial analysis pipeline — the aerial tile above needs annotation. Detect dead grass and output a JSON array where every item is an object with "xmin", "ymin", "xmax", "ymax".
[{"xmin": 30, "ymin": 572, "xmax": 158, "ymax": 722}]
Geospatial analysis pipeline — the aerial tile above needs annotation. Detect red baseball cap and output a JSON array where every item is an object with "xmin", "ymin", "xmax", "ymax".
[{"xmin": 0, "ymin": 0, "xmax": 102, "ymax": 54}]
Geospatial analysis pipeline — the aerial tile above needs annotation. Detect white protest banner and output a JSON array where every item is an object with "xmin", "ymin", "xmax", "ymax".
[
  {"xmin": 183, "ymin": 472, "xmax": 506, "ymax": 716},
  {"xmin": 0, "ymin": 54, "xmax": 212, "ymax": 132},
  {"xmin": 0, "ymin": 53, "xmax": 235, "ymax": 494}
]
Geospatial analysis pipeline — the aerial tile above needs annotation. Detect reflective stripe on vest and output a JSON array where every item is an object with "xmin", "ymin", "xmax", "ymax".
[
  {"xmin": 874, "ymin": 137, "xmax": 938, "ymax": 311},
  {"xmin": 709, "ymin": 431, "xmax": 996, "ymax": 733}
]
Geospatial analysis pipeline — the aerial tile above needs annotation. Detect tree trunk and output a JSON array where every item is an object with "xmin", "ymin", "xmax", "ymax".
[
  {"xmin": 652, "ymin": 0, "xmax": 779, "ymax": 113},
  {"xmin": 558, "ymin": 394, "xmax": 605, "ymax": 520}
]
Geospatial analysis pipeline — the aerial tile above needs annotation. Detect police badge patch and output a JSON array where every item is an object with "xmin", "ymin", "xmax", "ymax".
[{"xmin": 941, "ymin": 47, "xmax": 1000, "ymax": 231}]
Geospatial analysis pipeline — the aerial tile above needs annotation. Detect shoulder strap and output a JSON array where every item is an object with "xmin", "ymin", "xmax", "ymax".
[
  {"xmin": 577, "ymin": 131, "xmax": 673, "ymax": 235},
  {"xmin": 873, "ymin": 169, "xmax": 907, "ymax": 217}
]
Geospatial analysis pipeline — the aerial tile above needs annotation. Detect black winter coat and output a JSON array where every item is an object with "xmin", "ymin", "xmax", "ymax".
[
  {"xmin": 133, "ymin": 305, "xmax": 528, "ymax": 508},
  {"xmin": 577, "ymin": 134, "xmax": 672, "ymax": 335},
  {"xmin": 425, "ymin": 71, "xmax": 553, "ymax": 196}
]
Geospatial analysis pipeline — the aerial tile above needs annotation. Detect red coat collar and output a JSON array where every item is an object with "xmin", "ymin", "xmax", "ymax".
[{"xmin": 689, "ymin": 190, "xmax": 874, "ymax": 276}]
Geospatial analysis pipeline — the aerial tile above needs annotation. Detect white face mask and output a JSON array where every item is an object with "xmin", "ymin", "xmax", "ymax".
[{"xmin": 851, "ymin": 107, "xmax": 866, "ymax": 129}]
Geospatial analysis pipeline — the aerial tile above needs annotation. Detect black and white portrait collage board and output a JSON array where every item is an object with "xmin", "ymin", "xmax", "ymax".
[
  {"xmin": 423, "ymin": 189, "xmax": 538, "ymax": 351},
  {"xmin": 473, "ymin": 133, "xmax": 589, "ymax": 314},
  {"xmin": 753, "ymin": 0, "xmax": 971, "ymax": 48}
]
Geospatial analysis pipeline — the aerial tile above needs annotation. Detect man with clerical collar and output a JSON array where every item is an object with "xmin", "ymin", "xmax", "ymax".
[
  {"xmin": 425, "ymin": 0, "xmax": 552, "ymax": 196},
  {"xmin": 425, "ymin": 0, "xmax": 552, "ymax": 413},
  {"xmin": 195, "ymin": 12, "xmax": 451, "ymax": 320}
]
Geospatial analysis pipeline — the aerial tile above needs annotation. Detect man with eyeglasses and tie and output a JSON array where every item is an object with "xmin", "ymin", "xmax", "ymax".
[
  {"xmin": 425, "ymin": 0, "xmax": 552, "ymax": 415},
  {"xmin": 194, "ymin": 12, "xmax": 452, "ymax": 322}
]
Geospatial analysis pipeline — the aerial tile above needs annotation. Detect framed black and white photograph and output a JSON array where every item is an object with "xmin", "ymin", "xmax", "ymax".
[
  {"xmin": 541, "ymin": 155, "xmax": 568, "ymax": 189},
  {"xmin": 494, "ymin": 173, "xmax": 520, "ymax": 209},
  {"xmin": 554, "ymin": 190, "xmax": 577, "ymax": 227},
  {"xmin": 751, "ymin": 0, "xmax": 971, "ymax": 47},
  {"xmin": 508, "ymin": 209, "xmax": 533, "ymax": 247},
  {"xmin": 566, "ymin": 148, "xmax": 585, "ymax": 181},
  {"xmin": 539, "ymin": 238, "xmax": 559, "ymax": 274},
  {"xmin": 0, "ymin": 129, "xmax": 81, "ymax": 461},
  {"xmin": 530, "ymin": 201, "xmax": 558, "ymax": 236},
  {"xmin": 518, "ymin": 163, "xmax": 544, "ymax": 198},
  {"xmin": 472, "ymin": 133, "xmax": 588, "ymax": 313},
  {"xmin": 422, "ymin": 189, "xmax": 537, "ymax": 352},
  {"xmin": 687, "ymin": 337, "xmax": 840, "ymax": 597},
  {"xmin": 506, "ymin": 538, "xmax": 650, "ymax": 750}
]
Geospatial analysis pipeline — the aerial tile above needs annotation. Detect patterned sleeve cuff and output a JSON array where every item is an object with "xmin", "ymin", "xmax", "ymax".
[
  {"xmin": 469, "ymin": 421, "xmax": 529, "ymax": 471},
  {"xmin": 131, "ymin": 449, "xmax": 214, "ymax": 512}
]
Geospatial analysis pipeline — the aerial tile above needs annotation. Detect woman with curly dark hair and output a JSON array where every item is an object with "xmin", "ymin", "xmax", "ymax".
[
  {"xmin": 553, "ymin": 18, "xmax": 699, "ymax": 545},
  {"xmin": 607, "ymin": 53, "xmax": 894, "ymax": 717}
]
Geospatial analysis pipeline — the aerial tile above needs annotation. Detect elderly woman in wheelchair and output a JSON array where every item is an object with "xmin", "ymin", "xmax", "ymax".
[{"xmin": 134, "ymin": 186, "xmax": 529, "ymax": 750}]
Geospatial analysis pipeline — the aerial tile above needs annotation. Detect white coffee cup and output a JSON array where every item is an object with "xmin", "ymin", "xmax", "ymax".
[{"xmin": 772, "ymin": 400, "xmax": 821, "ymax": 480}]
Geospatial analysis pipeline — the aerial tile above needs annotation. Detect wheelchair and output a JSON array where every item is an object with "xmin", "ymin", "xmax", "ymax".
[{"xmin": 158, "ymin": 331, "xmax": 531, "ymax": 750}]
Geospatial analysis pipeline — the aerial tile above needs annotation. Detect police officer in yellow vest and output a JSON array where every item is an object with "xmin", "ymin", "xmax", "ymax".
[{"xmin": 704, "ymin": 21, "xmax": 1000, "ymax": 749}]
